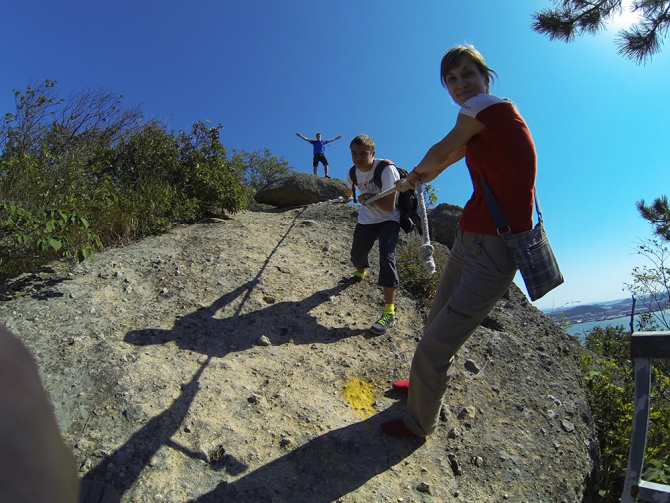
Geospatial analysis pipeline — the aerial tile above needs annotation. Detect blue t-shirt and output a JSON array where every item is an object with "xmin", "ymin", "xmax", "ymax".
[{"xmin": 310, "ymin": 140, "xmax": 327, "ymax": 154}]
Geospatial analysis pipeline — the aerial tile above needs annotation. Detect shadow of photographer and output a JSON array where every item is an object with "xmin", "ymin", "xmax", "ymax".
[
  {"xmin": 126, "ymin": 201, "xmax": 368, "ymax": 357},
  {"xmin": 80, "ymin": 358, "xmax": 218, "ymax": 501},
  {"xmin": 196, "ymin": 400, "xmax": 423, "ymax": 503},
  {"xmin": 81, "ymin": 206, "xmax": 391, "ymax": 501}
]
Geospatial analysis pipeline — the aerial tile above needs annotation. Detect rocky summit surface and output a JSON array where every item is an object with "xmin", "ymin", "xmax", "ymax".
[{"xmin": 1, "ymin": 201, "xmax": 597, "ymax": 503}]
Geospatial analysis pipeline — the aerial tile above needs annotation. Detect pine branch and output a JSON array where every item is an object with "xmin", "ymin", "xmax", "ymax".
[
  {"xmin": 637, "ymin": 196, "xmax": 670, "ymax": 241},
  {"xmin": 532, "ymin": 0, "xmax": 670, "ymax": 62},
  {"xmin": 531, "ymin": 0, "xmax": 622, "ymax": 41},
  {"xmin": 616, "ymin": 1, "xmax": 670, "ymax": 62}
]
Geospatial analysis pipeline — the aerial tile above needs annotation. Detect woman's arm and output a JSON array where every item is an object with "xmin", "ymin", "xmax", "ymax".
[
  {"xmin": 420, "ymin": 145, "xmax": 467, "ymax": 183},
  {"xmin": 406, "ymin": 114, "xmax": 483, "ymax": 185}
]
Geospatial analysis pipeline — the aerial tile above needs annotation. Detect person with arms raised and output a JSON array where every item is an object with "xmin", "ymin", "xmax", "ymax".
[{"xmin": 295, "ymin": 131, "xmax": 341, "ymax": 177}]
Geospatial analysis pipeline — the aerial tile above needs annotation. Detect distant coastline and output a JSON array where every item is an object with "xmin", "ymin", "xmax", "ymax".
[
  {"xmin": 542, "ymin": 296, "xmax": 668, "ymax": 342},
  {"xmin": 564, "ymin": 315, "xmax": 634, "ymax": 341},
  {"xmin": 542, "ymin": 295, "xmax": 665, "ymax": 327}
]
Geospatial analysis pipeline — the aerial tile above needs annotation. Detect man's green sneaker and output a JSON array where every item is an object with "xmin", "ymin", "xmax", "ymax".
[
  {"xmin": 341, "ymin": 271, "xmax": 365, "ymax": 283},
  {"xmin": 370, "ymin": 312, "xmax": 397, "ymax": 335}
]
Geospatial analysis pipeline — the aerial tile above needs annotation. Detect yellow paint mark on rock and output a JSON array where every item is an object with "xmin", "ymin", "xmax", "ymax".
[{"xmin": 342, "ymin": 378, "xmax": 375, "ymax": 421}]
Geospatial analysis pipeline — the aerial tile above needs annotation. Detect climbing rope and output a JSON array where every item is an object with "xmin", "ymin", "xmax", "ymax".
[
  {"xmin": 415, "ymin": 181, "xmax": 436, "ymax": 276},
  {"xmin": 359, "ymin": 184, "xmax": 402, "ymax": 206}
]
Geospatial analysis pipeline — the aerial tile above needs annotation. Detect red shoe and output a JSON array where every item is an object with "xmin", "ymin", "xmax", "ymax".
[
  {"xmin": 381, "ymin": 418, "xmax": 415, "ymax": 436},
  {"xmin": 392, "ymin": 379, "xmax": 409, "ymax": 393}
]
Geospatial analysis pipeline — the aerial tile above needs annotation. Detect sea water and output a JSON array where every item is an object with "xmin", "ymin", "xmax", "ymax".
[{"xmin": 565, "ymin": 315, "xmax": 635, "ymax": 342}]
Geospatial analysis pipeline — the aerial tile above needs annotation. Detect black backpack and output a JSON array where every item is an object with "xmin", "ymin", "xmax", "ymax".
[{"xmin": 349, "ymin": 160, "xmax": 422, "ymax": 235}]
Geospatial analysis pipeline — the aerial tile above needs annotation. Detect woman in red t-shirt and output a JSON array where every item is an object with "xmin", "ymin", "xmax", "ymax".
[{"xmin": 382, "ymin": 45, "xmax": 537, "ymax": 437}]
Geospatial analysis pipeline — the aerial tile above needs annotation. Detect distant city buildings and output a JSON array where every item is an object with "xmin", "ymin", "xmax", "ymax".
[{"xmin": 545, "ymin": 298, "xmax": 654, "ymax": 325}]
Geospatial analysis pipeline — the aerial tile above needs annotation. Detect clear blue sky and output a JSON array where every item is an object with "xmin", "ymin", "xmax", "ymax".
[{"xmin": 2, "ymin": 0, "xmax": 668, "ymax": 310}]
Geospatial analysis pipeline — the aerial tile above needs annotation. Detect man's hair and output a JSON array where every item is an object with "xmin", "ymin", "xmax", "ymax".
[
  {"xmin": 316, "ymin": 132, "xmax": 322, "ymax": 136},
  {"xmin": 350, "ymin": 134, "xmax": 375, "ymax": 150},
  {"xmin": 440, "ymin": 44, "xmax": 498, "ymax": 92}
]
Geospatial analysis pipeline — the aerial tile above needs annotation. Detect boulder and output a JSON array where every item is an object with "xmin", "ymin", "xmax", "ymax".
[
  {"xmin": 0, "ymin": 203, "xmax": 598, "ymax": 502},
  {"xmin": 428, "ymin": 202, "xmax": 463, "ymax": 249},
  {"xmin": 254, "ymin": 173, "xmax": 347, "ymax": 207}
]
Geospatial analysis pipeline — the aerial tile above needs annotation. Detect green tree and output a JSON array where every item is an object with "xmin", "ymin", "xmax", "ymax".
[
  {"xmin": 582, "ymin": 327, "xmax": 633, "ymax": 501},
  {"xmin": 638, "ymin": 195, "xmax": 670, "ymax": 241},
  {"xmin": 625, "ymin": 195, "xmax": 670, "ymax": 332},
  {"xmin": 420, "ymin": 183, "xmax": 439, "ymax": 209},
  {"xmin": 230, "ymin": 148, "xmax": 295, "ymax": 209},
  {"xmin": 0, "ymin": 80, "xmax": 262, "ymax": 282},
  {"xmin": 625, "ymin": 237, "xmax": 670, "ymax": 331},
  {"xmin": 177, "ymin": 121, "xmax": 247, "ymax": 217},
  {"xmin": 531, "ymin": 0, "xmax": 670, "ymax": 63},
  {"xmin": 581, "ymin": 324, "xmax": 670, "ymax": 501}
]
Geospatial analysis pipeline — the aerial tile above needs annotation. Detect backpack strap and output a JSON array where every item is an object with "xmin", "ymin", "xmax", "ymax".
[
  {"xmin": 348, "ymin": 165, "xmax": 359, "ymax": 203},
  {"xmin": 351, "ymin": 159, "xmax": 395, "ymax": 190},
  {"xmin": 349, "ymin": 165, "xmax": 357, "ymax": 188},
  {"xmin": 372, "ymin": 159, "xmax": 393, "ymax": 189}
]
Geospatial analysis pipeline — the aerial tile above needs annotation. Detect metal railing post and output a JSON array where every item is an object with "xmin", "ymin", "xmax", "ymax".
[{"xmin": 621, "ymin": 331, "xmax": 670, "ymax": 503}]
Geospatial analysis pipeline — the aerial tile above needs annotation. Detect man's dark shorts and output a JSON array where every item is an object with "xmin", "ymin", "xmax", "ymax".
[
  {"xmin": 350, "ymin": 220, "xmax": 400, "ymax": 289},
  {"xmin": 313, "ymin": 153, "xmax": 329, "ymax": 167}
]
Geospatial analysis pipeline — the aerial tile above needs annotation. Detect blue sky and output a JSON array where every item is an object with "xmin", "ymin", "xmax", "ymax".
[{"xmin": 2, "ymin": 0, "xmax": 668, "ymax": 310}]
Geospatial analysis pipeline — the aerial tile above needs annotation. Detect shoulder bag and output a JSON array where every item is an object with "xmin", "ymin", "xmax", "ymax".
[{"xmin": 480, "ymin": 177, "xmax": 564, "ymax": 301}]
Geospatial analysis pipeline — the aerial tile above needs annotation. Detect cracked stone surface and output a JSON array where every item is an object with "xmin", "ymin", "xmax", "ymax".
[{"xmin": 0, "ymin": 203, "xmax": 598, "ymax": 502}]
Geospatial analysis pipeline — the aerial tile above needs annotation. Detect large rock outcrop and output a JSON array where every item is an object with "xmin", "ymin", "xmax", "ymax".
[
  {"xmin": 428, "ymin": 202, "xmax": 463, "ymax": 249},
  {"xmin": 0, "ymin": 202, "xmax": 598, "ymax": 502},
  {"xmin": 254, "ymin": 173, "xmax": 347, "ymax": 207}
]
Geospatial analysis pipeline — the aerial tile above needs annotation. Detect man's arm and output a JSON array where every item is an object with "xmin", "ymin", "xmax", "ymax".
[
  {"xmin": 359, "ymin": 164, "xmax": 397, "ymax": 211},
  {"xmin": 325, "ymin": 135, "xmax": 342, "ymax": 143},
  {"xmin": 295, "ymin": 132, "xmax": 312, "ymax": 142},
  {"xmin": 369, "ymin": 191, "xmax": 396, "ymax": 212}
]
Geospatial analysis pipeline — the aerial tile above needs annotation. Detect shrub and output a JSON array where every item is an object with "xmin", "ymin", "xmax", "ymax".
[
  {"xmin": 396, "ymin": 234, "xmax": 449, "ymax": 308},
  {"xmin": 0, "ymin": 200, "xmax": 102, "ymax": 280},
  {"xmin": 0, "ymin": 81, "xmax": 291, "ymax": 283},
  {"xmin": 581, "ymin": 325, "xmax": 670, "ymax": 501}
]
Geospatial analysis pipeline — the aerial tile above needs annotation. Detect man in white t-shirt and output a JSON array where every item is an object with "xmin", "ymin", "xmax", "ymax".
[{"xmin": 341, "ymin": 134, "xmax": 401, "ymax": 335}]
